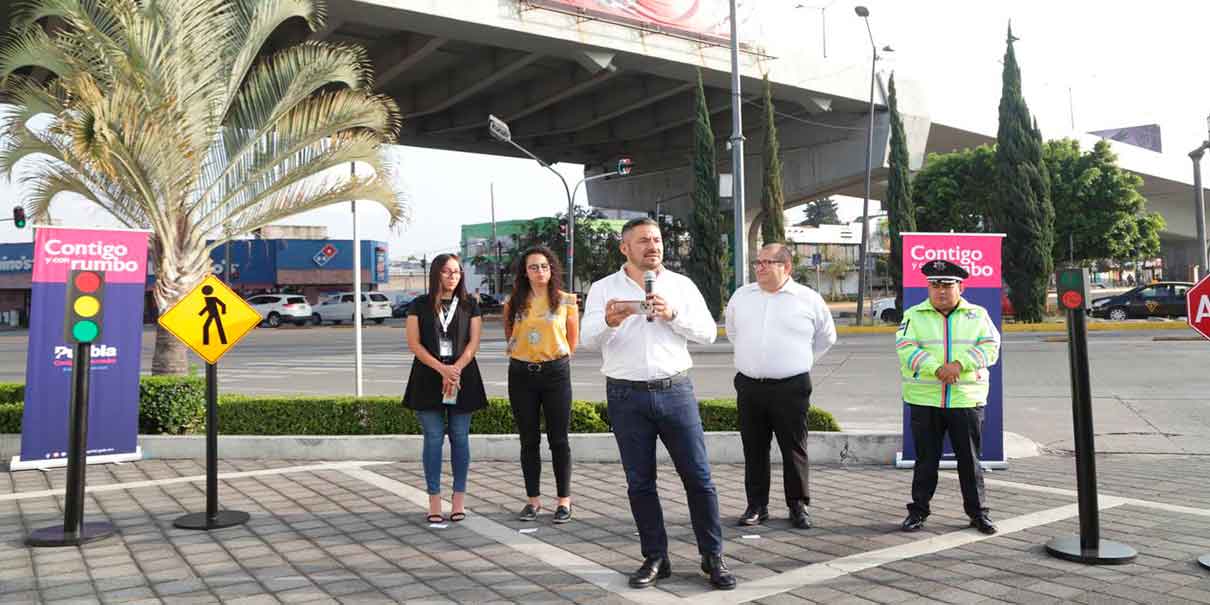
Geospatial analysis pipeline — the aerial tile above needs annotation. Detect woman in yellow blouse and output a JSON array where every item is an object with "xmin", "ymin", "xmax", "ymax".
[{"xmin": 503, "ymin": 245, "xmax": 579, "ymax": 524}]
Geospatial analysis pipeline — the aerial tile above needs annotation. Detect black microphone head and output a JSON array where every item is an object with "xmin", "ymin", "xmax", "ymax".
[{"xmin": 643, "ymin": 270, "xmax": 656, "ymax": 287}]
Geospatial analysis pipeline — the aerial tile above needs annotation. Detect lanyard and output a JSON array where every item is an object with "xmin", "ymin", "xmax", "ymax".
[{"xmin": 438, "ymin": 297, "xmax": 459, "ymax": 335}]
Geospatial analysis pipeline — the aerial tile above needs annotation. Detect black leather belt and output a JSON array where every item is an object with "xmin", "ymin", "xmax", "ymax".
[
  {"xmin": 739, "ymin": 371, "xmax": 808, "ymax": 384},
  {"xmin": 510, "ymin": 356, "xmax": 569, "ymax": 373},
  {"xmin": 606, "ymin": 371, "xmax": 690, "ymax": 391}
]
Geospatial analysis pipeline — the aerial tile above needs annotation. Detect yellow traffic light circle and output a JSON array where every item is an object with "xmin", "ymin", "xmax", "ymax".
[{"xmin": 74, "ymin": 295, "xmax": 100, "ymax": 318}]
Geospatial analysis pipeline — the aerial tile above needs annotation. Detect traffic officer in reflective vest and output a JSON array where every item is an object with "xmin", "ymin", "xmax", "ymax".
[{"xmin": 896, "ymin": 259, "xmax": 1001, "ymax": 534}]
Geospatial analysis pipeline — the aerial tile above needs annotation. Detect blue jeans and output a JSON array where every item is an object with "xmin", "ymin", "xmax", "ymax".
[
  {"xmin": 416, "ymin": 409, "xmax": 472, "ymax": 495},
  {"xmin": 606, "ymin": 379, "xmax": 722, "ymax": 559}
]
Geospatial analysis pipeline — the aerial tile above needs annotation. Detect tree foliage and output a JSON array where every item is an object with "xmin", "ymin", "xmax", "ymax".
[
  {"xmin": 0, "ymin": 0, "xmax": 406, "ymax": 373},
  {"xmin": 796, "ymin": 197, "xmax": 840, "ymax": 226},
  {"xmin": 1044, "ymin": 138, "xmax": 1157, "ymax": 264},
  {"xmin": 995, "ymin": 24, "xmax": 1053, "ymax": 323},
  {"xmin": 510, "ymin": 207, "xmax": 626, "ymax": 288},
  {"xmin": 759, "ymin": 74, "xmax": 785, "ymax": 245},
  {"xmin": 885, "ymin": 74, "xmax": 916, "ymax": 313},
  {"xmin": 911, "ymin": 146, "xmax": 997, "ymax": 234},
  {"xmin": 689, "ymin": 70, "xmax": 724, "ymax": 318}
]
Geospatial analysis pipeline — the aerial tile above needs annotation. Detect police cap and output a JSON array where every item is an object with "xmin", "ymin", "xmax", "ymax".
[{"xmin": 922, "ymin": 259, "xmax": 969, "ymax": 283}]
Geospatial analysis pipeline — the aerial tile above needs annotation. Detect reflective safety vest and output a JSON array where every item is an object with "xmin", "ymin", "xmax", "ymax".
[{"xmin": 896, "ymin": 297, "xmax": 1001, "ymax": 408}]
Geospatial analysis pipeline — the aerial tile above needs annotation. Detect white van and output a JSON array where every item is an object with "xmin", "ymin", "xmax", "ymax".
[{"xmin": 312, "ymin": 291, "xmax": 393, "ymax": 325}]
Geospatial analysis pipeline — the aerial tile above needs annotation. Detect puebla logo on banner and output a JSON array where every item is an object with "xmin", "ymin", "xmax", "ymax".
[
  {"xmin": 13, "ymin": 227, "xmax": 150, "ymax": 470},
  {"xmin": 897, "ymin": 232, "xmax": 1007, "ymax": 469}
]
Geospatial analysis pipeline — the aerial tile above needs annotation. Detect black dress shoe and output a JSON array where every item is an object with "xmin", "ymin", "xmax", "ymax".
[
  {"xmin": 552, "ymin": 505, "xmax": 572, "ymax": 524},
  {"xmin": 629, "ymin": 556, "xmax": 670, "ymax": 589},
  {"xmin": 736, "ymin": 506, "xmax": 768, "ymax": 527},
  {"xmin": 901, "ymin": 512, "xmax": 926, "ymax": 532},
  {"xmin": 969, "ymin": 514, "xmax": 997, "ymax": 535},
  {"xmin": 789, "ymin": 503, "xmax": 811, "ymax": 530},
  {"xmin": 518, "ymin": 504, "xmax": 541, "ymax": 522},
  {"xmin": 700, "ymin": 554, "xmax": 736, "ymax": 590}
]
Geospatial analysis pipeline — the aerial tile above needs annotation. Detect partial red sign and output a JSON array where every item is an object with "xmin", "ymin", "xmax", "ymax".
[
  {"xmin": 1187, "ymin": 274, "xmax": 1210, "ymax": 341},
  {"xmin": 532, "ymin": 0, "xmax": 741, "ymax": 40}
]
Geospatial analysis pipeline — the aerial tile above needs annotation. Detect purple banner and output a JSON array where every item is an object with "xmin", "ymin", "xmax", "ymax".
[{"xmin": 15, "ymin": 227, "xmax": 149, "ymax": 468}]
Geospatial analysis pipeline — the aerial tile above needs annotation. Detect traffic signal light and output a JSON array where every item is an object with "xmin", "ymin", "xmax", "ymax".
[
  {"xmin": 12, "ymin": 206, "xmax": 26, "ymax": 229},
  {"xmin": 64, "ymin": 270, "xmax": 105, "ymax": 343},
  {"xmin": 1056, "ymin": 266, "xmax": 1090, "ymax": 311}
]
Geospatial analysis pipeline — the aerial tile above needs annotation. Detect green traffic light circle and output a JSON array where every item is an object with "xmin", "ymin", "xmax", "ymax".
[{"xmin": 72, "ymin": 320, "xmax": 99, "ymax": 342}]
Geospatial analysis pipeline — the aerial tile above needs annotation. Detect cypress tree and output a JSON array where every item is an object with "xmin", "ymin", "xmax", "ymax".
[
  {"xmin": 689, "ymin": 70, "xmax": 724, "ymax": 318},
  {"xmin": 995, "ymin": 24, "xmax": 1053, "ymax": 323},
  {"xmin": 759, "ymin": 74, "xmax": 785, "ymax": 245},
  {"xmin": 885, "ymin": 73, "xmax": 916, "ymax": 315}
]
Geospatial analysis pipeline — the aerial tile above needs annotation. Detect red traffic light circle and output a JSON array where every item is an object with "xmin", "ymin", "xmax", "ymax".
[
  {"xmin": 74, "ymin": 271, "xmax": 101, "ymax": 293},
  {"xmin": 1060, "ymin": 291, "xmax": 1084, "ymax": 310}
]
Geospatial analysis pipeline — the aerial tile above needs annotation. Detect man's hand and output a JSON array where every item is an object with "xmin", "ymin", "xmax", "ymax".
[
  {"xmin": 646, "ymin": 293, "xmax": 675, "ymax": 322},
  {"xmin": 934, "ymin": 361, "xmax": 962, "ymax": 384},
  {"xmin": 605, "ymin": 299, "xmax": 635, "ymax": 327}
]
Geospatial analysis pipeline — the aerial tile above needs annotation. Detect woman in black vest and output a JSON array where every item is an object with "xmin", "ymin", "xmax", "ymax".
[{"xmin": 404, "ymin": 253, "xmax": 488, "ymax": 523}]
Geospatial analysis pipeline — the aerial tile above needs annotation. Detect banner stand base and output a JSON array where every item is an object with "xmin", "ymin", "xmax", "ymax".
[
  {"xmin": 1197, "ymin": 554, "xmax": 1210, "ymax": 570},
  {"xmin": 9, "ymin": 447, "xmax": 143, "ymax": 472},
  {"xmin": 896, "ymin": 452, "xmax": 1007, "ymax": 470},
  {"xmin": 174, "ymin": 510, "xmax": 250, "ymax": 531},
  {"xmin": 27, "ymin": 521, "xmax": 114, "ymax": 547},
  {"xmin": 1045, "ymin": 535, "xmax": 1136, "ymax": 565}
]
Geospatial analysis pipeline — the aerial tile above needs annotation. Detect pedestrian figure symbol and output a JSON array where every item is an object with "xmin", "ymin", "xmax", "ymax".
[{"xmin": 198, "ymin": 285, "xmax": 228, "ymax": 345}]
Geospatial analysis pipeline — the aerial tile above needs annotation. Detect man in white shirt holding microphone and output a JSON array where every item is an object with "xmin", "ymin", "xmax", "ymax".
[
  {"xmin": 724, "ymin": 242, "xmax": 836, "ymax": 530},
  {"xmin": 582, "ymin": 217, "xmax": 735, "ymax": 591}
]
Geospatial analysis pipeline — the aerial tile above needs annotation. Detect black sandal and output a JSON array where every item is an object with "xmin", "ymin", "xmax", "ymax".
[
  {"xmin": 426, "ymin": 513, "xmax": 445, "ymax": 524},
  {"xmin": 449, "ymin": 512, "xmax": 466, "ymax": 522}
]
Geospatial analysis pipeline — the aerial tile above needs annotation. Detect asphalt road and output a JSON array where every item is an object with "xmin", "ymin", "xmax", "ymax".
[{"xmin": 1, "ymin": 318, "xmax": 1207, "ymax": 455}]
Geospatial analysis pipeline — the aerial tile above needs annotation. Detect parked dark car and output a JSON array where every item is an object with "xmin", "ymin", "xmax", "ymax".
[
  {"xmin": 476, "ymin": 293, "xmax": 503, "ymax": 313},
  {"xmin": 1090, "ymin": 281, "xmax": 1194, "ymax": 321}
]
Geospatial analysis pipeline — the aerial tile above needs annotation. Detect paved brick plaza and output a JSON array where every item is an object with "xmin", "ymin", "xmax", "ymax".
[{"xmin": 3, "ymin": 455, "xmax": 1210, "ymax": 603}]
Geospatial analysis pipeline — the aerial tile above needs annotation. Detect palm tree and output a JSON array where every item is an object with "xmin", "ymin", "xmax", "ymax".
[{"xmin": 0, "ymin": 0, "xmax": 407, "ymax": 374}]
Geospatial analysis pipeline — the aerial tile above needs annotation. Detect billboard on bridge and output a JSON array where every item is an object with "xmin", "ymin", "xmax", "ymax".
[{"xmin": 531, "ymin": 0, "xmax": 753, "ymax": 41}]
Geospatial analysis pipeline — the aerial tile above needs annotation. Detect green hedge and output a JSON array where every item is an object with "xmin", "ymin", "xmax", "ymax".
[{"xmin": 0, "ymin": 378, "xmax": 841, "ymax": 435}]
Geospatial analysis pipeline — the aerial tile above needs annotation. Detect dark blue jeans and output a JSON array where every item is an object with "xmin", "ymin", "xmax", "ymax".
[{"xmin": 606, "ymin": 378, "xmax": 723, "ymax": 559}]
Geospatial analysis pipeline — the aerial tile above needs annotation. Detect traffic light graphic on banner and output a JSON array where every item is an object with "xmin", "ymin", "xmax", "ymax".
[
  {"xmin": 1056, "ymin": 267, "xmax": 1090, "ymax": 311},
  {"xmin": 64, "ymin": 270, "xmax": 105, "ymax": 343},
  {"xmin": 12, "ymin": 206, "xmax": 26, "ymax": 229}
]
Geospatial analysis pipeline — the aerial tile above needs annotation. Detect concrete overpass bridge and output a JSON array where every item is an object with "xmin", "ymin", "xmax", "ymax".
[{"xmin": 14, "ymin": 2, "xmax": 1200, "ymax": 276}]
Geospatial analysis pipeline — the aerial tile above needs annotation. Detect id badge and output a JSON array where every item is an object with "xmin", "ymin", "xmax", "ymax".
[{"xmin": 439, "ymin": 336, "xmax": 453, "ymax": 358}]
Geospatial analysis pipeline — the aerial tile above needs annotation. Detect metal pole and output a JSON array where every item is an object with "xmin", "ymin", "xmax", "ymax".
[
  {"xmin": 491, "ymin": 184, "xmax": 500, "ymax": 295},
  {"xmin": 224, "ymin": 240, "xmax": 231, "ymax": 286},
  {"xmin": 855, "ymin": 19, "xmax": 877, "ymax": 326},
  {"xmin": 205, "ymin": 363, "xmax": 218, "ymax": 521},
  {"xmin": 352, "ymin": 163, "xmax": 363, "ymax": 398},
  {"xmin": 1191, "ymin": 146, "xmax": 1209, "ymax": 277},
  {"xmin": 62, "ymin": 341, "xmax": 92, "ymax": 537},
  {"xmin": 1067, "ymin": 309, "xmax": 1098, "ymax": 548},
  {"xmin": 729, "ymin": 0, "xmax": 747, "ymax": 287}
]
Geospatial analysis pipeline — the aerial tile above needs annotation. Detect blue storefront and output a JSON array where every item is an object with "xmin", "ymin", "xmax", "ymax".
[{"xmin": 0, "ymin": 238, "xmax": 388, "ymax": 325}]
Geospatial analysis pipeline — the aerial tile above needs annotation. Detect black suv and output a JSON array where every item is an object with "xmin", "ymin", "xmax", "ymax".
[{"xmin": 1090, "ymin": 281, "xmax": 1194, "ymax": 321}]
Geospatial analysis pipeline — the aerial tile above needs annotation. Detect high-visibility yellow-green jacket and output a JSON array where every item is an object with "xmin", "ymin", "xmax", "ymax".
[{"xmin": 896, "ymin": 297, "xmax": 1001, "ymax": 408}]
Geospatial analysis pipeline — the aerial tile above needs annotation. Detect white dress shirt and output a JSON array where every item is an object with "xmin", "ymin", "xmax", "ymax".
[
  {"xmin": 724, "ymin": 278, "xmax": 836, "ymax": 379},
  {"xmin": 581, "ymin": 266, "xmax": 717, "ymax": 380}
]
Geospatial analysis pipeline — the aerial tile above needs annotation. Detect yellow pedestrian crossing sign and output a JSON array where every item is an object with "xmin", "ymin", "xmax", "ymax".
[{"xmin": 157, "ymin": 275, "xmax": 261, "ymax": 364}]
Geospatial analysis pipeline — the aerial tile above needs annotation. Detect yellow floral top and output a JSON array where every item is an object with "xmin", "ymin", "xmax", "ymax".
[{"xmin": 508, "ymin": 292, "xmax": 578, "ymax": 362}]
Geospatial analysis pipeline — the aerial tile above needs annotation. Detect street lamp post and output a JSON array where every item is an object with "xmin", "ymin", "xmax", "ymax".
[
  {"xmin": 1191, "ymin": 141, "xmax": 1209, "ymax": 279},
  {"xmin": 489, "ymin": 116, "xmax": 633, "ymax": 290},
  {"xmin": 854, "ymin": 6, "xmax": 891, "ymax": 326},
  {"xmin": 728, "ymin": 0, "xmax": 747, "ymax": 287}
]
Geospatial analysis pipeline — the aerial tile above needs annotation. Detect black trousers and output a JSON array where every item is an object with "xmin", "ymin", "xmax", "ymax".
[
  {"xmin": 735, "ymin": 372, "xmax": 812, "ymax": 509},
  {"xmin": 508, "ymin": 357, "xmax": 572, "ymax": 498},
  {"xmin": 908, "ymin": 404, "xmax": 988, "ymax": 518}
]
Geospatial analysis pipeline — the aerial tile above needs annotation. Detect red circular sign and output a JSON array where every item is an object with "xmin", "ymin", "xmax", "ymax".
[
  {"xmin": 74, "ymin": 271, "xmax": 101, "ymax": 293},
  {"xmin": 1060, "ymin": 291, "xmax": 1083, "ymax": 310}
]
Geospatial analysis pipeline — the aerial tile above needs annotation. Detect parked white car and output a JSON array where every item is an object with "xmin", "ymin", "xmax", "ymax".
[
  {"xmin": 245, "ymin": 294, "xmax": 313, "ymax": 327},
  {"xmin": 312, "ymin": 291, "xmax": 393, "ymax": 325},
  {"xmin": 870, "ymin": 297, "xmax": 900, "ymax": 323}
]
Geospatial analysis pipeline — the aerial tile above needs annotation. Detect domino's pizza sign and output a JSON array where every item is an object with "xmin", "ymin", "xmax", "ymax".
[{"xmin": 313, "ymin": 244, "xmax": 338, "ymax": 267}]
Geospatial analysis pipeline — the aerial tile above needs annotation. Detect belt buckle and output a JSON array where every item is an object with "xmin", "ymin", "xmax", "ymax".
[
  {"xmin": 527, "ymin": 362, "xmax": 542, "ymax": 373},
  {"xmin": 651, "ymin": 377, "xmax": 671, "ymax": 390}
]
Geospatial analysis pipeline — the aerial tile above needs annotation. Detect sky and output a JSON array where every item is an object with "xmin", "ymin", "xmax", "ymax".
[{"xmin": 2, "ymin": 0, "xmax": 1207, "ymax": 257}]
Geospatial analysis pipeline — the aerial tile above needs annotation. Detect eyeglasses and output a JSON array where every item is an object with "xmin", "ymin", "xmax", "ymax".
[
  {"xmin": 440, "ymin": 269, "xmax": 461, "ymax": 276},
  {"xmin": 527, "ymin": 263, "xmax": 551, "ymax": 272},
  {"xmin": 750, "ymin": 259, "xmax": 783, "ymax": 269}
]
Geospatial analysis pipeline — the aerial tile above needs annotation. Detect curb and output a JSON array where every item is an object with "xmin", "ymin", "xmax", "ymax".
[{"xmin": 1, "ymin": 431, "xmax": 1041, "ymax": 467}]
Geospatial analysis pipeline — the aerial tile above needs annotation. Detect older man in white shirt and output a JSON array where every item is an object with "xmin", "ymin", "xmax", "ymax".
[
  {"xmin": 724, "ymin": 242, "xmax": 836, "ymax": 530},
  {"xmin": 582, "ymin": 217, "xmax": 734, "ymax": 591}
]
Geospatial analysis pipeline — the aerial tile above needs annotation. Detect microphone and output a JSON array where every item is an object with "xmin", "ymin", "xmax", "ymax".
[{"xmin": 644, "ymin": 270, "xmax": 656, "ymax": 322}]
